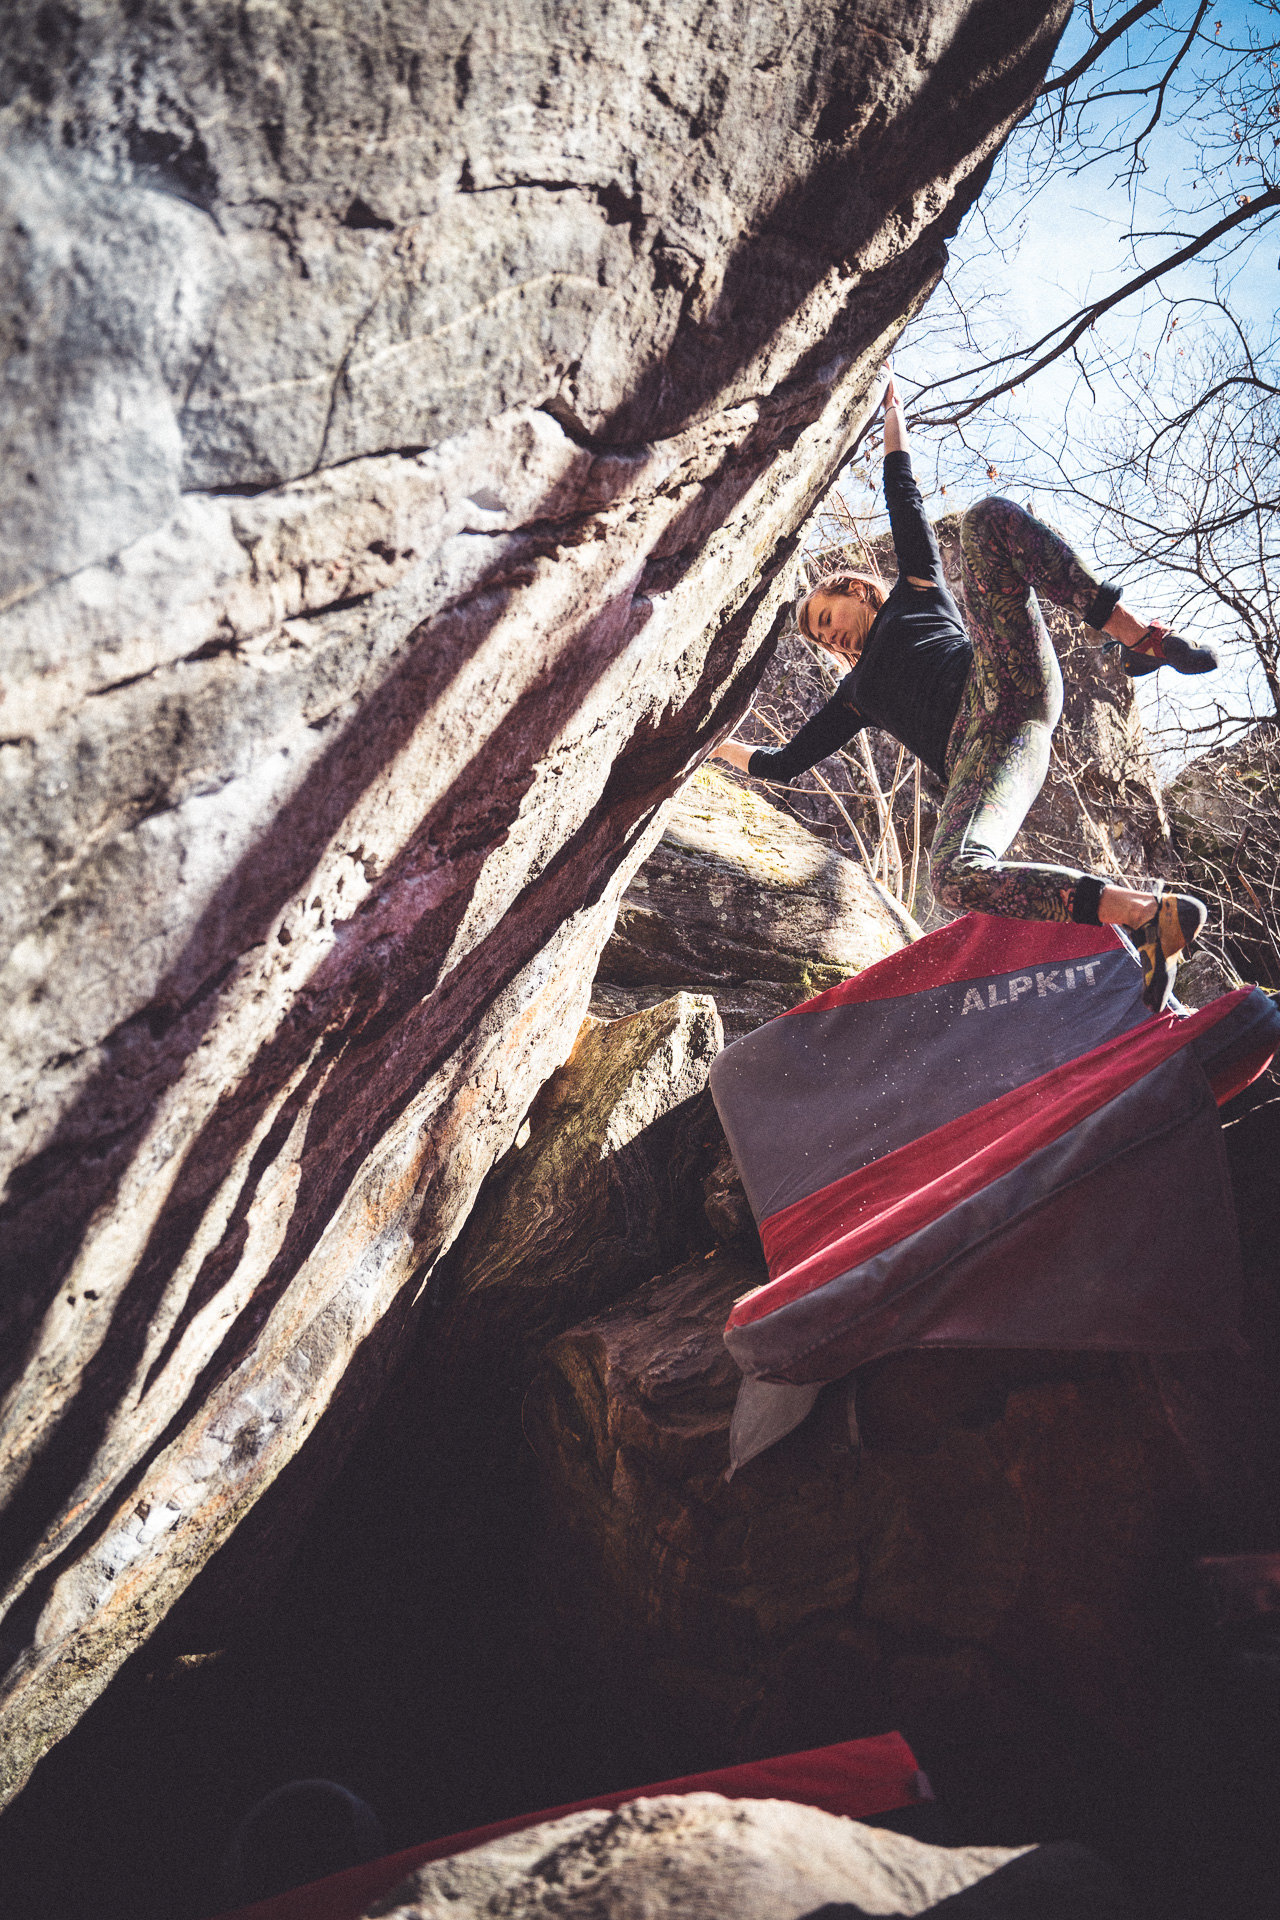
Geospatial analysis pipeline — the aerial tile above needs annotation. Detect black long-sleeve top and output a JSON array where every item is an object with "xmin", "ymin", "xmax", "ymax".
[{"xmin": 749, "ymin": 451, "xmax": 972, "ymax": 784}]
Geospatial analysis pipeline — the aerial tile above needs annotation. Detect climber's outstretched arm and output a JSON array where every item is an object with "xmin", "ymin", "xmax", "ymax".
[{"xmin": 713, "ymin": 690, "xmax": 865, "ymax": 784}]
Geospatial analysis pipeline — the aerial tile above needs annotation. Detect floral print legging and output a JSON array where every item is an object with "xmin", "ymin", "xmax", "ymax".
[{"xmin": 930, "ymin": 497, "xmax": 1110, "ymax": 921}]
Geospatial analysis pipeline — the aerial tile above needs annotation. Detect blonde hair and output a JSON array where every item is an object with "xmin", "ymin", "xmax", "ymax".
[{"xmin": 796, "ymin": 570, "xmax": 888, "ymax": 652}]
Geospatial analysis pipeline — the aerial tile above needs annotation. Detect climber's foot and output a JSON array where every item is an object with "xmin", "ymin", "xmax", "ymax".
[
  {"xmin": 1104, "ymin": 622, "xmax": 1218, "ymax": 677},
  {"xmin": 1132, "ymin": 892, "xmax": 1208, "ymax": 1013}
]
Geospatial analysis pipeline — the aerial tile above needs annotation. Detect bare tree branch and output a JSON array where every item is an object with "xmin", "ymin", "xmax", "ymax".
[
  {"xmin": 1128, "ymin": 0, "xmax": 1212, "ymax": 155},
  {"xmin": 910, "ymin": 185, "xmax": 1280, "ymax": 428},
  {"xmin": 1038, "ymin": 0, "xmax": 1166, "ymax": 98}
]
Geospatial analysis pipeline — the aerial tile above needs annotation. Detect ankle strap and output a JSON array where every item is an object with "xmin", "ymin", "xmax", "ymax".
[{"xmin": 1069, "ymin": 876, "xmax": 1106, "ymax": 925}]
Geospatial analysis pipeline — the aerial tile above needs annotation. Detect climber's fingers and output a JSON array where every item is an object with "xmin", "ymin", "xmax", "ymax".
[{"xmin": 711, "ymin": 739, "xmax": 754, "ymax": 774}]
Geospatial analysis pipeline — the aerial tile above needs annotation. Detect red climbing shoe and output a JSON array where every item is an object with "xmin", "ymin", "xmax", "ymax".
[
  {"xmin": 1104, "ymin": 621, "xmax": 1218, "ymax": 677},
  {"xmin": 1134, "ymin": 892, "xmax": 1208, "ymax": 1013}
]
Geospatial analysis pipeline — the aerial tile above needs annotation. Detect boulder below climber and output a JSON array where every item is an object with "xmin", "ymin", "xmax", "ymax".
[
  {"xmin": 524, "ymin": 1250, "xmax": 1202, "ymax": 1767},
  {"xmin": 590, "ymin": 766, "xmax": 920, "ymax": 1039},
  {"xmin": 423, "ymin": 768, "xmax": 921, "ymax": 1419},
  {"xmin": 365, "ymin": 1794, "xmax": 1129, "ymax": 1919},
  {"xmin": 1166, "ymin": 726, "xmax": 1280, "ymax": 991}
]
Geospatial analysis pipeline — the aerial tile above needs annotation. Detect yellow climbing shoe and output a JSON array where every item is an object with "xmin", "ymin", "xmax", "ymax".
[{"xmin": 1134, "ymin": 893, "xmax": 1208, "ymax": 1012}]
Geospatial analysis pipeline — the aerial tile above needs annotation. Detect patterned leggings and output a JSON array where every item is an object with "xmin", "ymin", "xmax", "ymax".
[{"xmin": 930, "ymin": 497, "xmax": 1110, "ymax": 922}]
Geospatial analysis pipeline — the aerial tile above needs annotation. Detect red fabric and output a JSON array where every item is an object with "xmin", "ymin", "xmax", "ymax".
[
  {"xmin": 210, "ymin": 1734, "xmax": 923, "ymax": 1920},
  {"xmin": 781, "ymin": 913, "xmax": 1122, "ymax": 1017},
  {"xmin": 733, "ymin": 988, "xmax": 1254, "ymax": 1329},
  {"xmin": 1206, "ymin": 1044, "xmax": 1276, "ymax": 1109}
]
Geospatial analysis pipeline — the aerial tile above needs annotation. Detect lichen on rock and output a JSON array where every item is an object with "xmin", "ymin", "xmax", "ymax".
[{"xmin": 593, "ymin": 766, "xmax": 920, "ymax": 1036}]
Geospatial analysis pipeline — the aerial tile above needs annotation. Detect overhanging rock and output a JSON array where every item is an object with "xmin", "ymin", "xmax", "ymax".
[{"xmin": 0, "ymin": 0, "xmax": 1072, "ymax": 1803}]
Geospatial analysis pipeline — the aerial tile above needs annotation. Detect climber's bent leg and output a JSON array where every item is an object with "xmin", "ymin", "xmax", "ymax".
[
  {"xmin": 959, "ymin": 495, "xmax": 1120, "ymax": 639},
  {"xmin": 954, "ymin": 499, "xmax": 1066, "ymax": 757},
  {"xmin": 927, "ymin": 512, "xmax": 1075, "ymax": 920},
  {"xmin": 958, "ymin": 494, "xmax": 1215, "ymax": 677},
  {"xmin": 928, "ymin": 498, "xmax": 1120, "ymax": 923},
  {"xmin": 930, "ymin": 708, "xmax": 1087, "ymax": 921},
  {"xmin": 932, "ymin": 498, "xmax": 1211, "ymax": 945}
]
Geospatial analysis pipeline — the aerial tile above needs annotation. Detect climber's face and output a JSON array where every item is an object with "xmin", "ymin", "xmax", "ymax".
[{"xmin": 805, "ymin": 587, "xmax": 877, "ymax": 665}]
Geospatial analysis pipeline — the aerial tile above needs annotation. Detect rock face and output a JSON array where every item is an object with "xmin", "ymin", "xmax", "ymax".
[
  {"xmin": 525, "ymin": 1257, "xmax": 1201, "ymax": 1765},
  {"xmin": 592, "ymin": 766, "xmax": 920, "ymax": 1037},
  {"xmin": 427, "ymin": 766, "xmax": 916, "ymax": 1430},
  {"xmin": 430, "ymin": 992, "xmax": 728, "ymax": 1402},
  {"xmin": 1165, "ymin": 726, "xmax": 1280, "ymax": 991},
  {"xmin": 366, "ymin": 1793, "xmax": 1128, "ymax": 1920},
  {"xmin": 0, "ymin": 0, "xmax": 1073, "ymax": 1804}
]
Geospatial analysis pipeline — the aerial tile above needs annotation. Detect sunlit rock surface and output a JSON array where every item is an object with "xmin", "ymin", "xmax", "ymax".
[
  {"xmin": 364, "ymin": 1793, "xmax": 1129, "ymax": 1919},
  {"xmin": 592, "ymin": 766, "xmax": 920, "ymax": 1037},
  {"xmin": 0, "ymin": 0, "xmax": 1072, "ymax": 1802},
  {"xmin": 431, "ymin": 992, "xmax": 727, "ymax": 1398}
]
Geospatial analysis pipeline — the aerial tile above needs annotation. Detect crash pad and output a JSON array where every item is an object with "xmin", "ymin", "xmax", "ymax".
[{"xmin": 710, "ymin": 914, "xmax": 1280, "ymax": 1467}]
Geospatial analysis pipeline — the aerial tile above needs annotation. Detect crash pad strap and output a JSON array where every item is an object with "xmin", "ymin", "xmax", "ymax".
[{"xmin": 210, "ymin": 1732, "xmax": 925, "ymax": 1920}]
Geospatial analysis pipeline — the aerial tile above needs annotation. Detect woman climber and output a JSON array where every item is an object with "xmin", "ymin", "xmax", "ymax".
[{"xmin": 712, "ymin": 366, "xmax": 1215, "ymax": 1013}]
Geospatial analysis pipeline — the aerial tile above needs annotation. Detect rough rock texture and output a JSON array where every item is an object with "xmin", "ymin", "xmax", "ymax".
[
  {"xmin": 1165, "ymin": 726, "xmax": 1280, "ymax": 991},
  {"xmin": 525, "ymin": 1255, "xmax": 1202, "ymax": 1763},
  {"xmin": 365, "ymin": 1793, "xmax": 1126, "ymax": 1920},
  {"xmin": 425, "ymin": 766, "xmax": 916, "ymax": 1436},
  {"xmin": 429, "ymin": 992, "xmax": 728, "ymax": 1400},
  {"xmin": 591, "ymin": 766, "xmax": 919, "ymax": 1037},
  {"xmin": 0, "ymin": 0, "xmax": 1073, "ymax": 1803}
]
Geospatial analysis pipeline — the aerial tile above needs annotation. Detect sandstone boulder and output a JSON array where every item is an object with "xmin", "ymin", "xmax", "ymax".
[
  {"xmin": 0, "ymin": 0, "xmax": 1073, "ymax": 1804},
  {"xmin": 365, "ymin": 1793, "xmax": 1129, "ymax": 1919},
  {"xmin": 426, "ymin": 765, "xmax": 920, "ymax": 1425},
  {"xmin": 591, "ymin": 767, "xmax": 920, "ymax": 1037},
  {"xmin": 1165, "ymin": 726, "xmax": 1280, "ymax": 991}
]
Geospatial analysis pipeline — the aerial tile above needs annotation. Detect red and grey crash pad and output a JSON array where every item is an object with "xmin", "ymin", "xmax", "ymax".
[
  {"xmin": 210, "ymin": 1733, "xmax": 927, "ymax": 1920},
  {"xmin": 709, "ymin": 913, "xmax": 1280, "ymax": 1471}
]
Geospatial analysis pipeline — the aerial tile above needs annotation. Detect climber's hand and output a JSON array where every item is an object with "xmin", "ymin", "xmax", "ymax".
[
  {"xmin": 711, "ymin": 739, "xmax": 754, "ymax": 774},
  {"xmin": 881, "ymin": 362, "xmax": 899, "ymax": 411},
  {"xmin": 882, "ymin": 363, "xmax": 907, "ymax": 455}
]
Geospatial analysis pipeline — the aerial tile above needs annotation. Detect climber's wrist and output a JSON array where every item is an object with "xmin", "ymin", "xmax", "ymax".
[{"xmin": 883, "ymin": 398, "xmax": 907, "ymax": 456}]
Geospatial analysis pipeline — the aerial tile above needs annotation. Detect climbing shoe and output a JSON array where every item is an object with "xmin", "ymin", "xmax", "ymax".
[
  {"xmin": 1134, "ymin": 892, "xmax": 1208, "ymax": 1013},
  {"xmin": 1103, "ymin": 621, "xmax": 1218, "ymax": 677}
]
